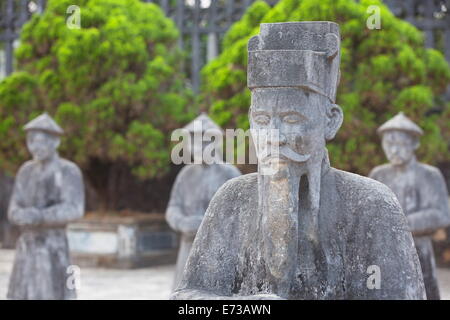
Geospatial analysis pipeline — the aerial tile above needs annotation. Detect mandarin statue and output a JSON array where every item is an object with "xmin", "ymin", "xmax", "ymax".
[
  {"xmin": 7, "ymin": 113, "xmax": 85, "ymax": 300},
  {"xmin": 370, "ymin": 112, "xmax": 450, "ymax": 300},
  {"xmin": 171, "ymin": 22, "xmax": 426, "ymax": 300},
  {"xmin": 166, "ymin": 113, "xmax": 241, "ymax": 290}
]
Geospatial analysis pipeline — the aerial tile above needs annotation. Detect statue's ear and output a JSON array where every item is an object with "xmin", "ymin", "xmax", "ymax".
[
  {"xmin": 325, "ymin": 104, "xmax": 343, "ymax": 141},
  {"xmin": 413, "ymin": 136, "xmax": 420, "ymax": 150},
  {"xmin": 54, "ymin": 136, "xmax": 62, "ymax": 150}
]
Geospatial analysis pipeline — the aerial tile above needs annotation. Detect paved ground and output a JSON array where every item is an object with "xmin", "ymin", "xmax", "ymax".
[
  {"xmin": 0, "ymin": 249, "xmax": 174, "ymax": 300},
  {"xmin": 2, "ymin": 248, "xmax": 450, "ymax": 299}
]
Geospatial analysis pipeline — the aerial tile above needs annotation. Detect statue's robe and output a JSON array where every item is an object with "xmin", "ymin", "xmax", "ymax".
[
  {"xmin": 172, "ymin": 161, "xmax": 426, "ymax": 300},
  {"xmin": 7, "ymin": 158, "xmax": 84, "ymax": 300},
  {"xmin": 166, "ymin": 163, "xmax": 241, "ymax": 290},
  {"xmin": 370, "ymin": 162, "xmax": 450, "ymax": 300}
]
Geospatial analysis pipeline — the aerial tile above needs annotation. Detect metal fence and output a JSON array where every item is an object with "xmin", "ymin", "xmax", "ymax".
[
  {"xmin": 0, "ymin": 0, "xmax": 45, "ymax": 78},
  {"xmin": 1, "ymin": 0, "xmax": 449, "ymax": 95},
  {"xmin": 145, "ymin": 0, "xmax": 279, "ymax": 91}
]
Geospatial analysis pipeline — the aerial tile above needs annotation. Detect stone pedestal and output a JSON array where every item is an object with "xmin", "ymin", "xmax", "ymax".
[{"xmin": 68, "ymin": 212, "xmax": 179, "ymax": 269}]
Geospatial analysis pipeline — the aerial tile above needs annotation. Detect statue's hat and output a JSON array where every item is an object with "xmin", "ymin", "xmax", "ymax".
[
  {"xmin": 183, "ymin": 113, "xmax": 223, "ymax": 135},
  {"xmin": 247, "ymin": 21, "xmax": 341, "ymax": 103},
  {"xmin": 23, "ymin": 112, "xmax": 64, "ymax": 135},
  {"xmin": 377, "ymin": 112, "xmax": 423, "ymax": 137}
]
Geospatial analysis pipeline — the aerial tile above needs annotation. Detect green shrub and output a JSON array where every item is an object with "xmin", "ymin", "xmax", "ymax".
[
  {"xmin": 0, "ymin": 0, "xmax": 195, "ymax": 210},
  {"xmin": 201, "ymin": 0, "xmax": 450, "ymax": 174}
]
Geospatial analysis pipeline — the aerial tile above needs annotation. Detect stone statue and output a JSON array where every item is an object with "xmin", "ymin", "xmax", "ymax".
[
  {"xmin": 171, "ymin": 22, "xmax": 426, "ymax": 300},
  {"xmin": 0, "ymin": 171, "xmax": 16, "ymax": 248},
  {"xmin": 369, "ymin": 112, "xmax": 450, "ymax": 300},
  {"xmin": 7, "ymin": 113, "xmax": 85, "ymax": 300},
  {"xmin": 166, "ymin": 113, "xmax": 241, "ymax": 290}
]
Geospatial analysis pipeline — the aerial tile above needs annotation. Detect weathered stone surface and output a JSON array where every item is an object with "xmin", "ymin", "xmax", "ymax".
[
  {"xmin": 370, "ymin": 112, "xmax": 450, "ymax": 300},
  {"xmin": 166, "ymin": 114, "xmax": 241, "ymax": 290},
  {"xmin": 171, "ymin": 22, "xmax": 425, "ymax": 300},
  {"xmin": 7, "ymin": 113, "xmax": 85, "ymax": 300}
]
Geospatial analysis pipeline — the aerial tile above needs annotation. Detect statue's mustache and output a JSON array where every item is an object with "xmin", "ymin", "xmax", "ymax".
[{"xmin": 261, "ymin": 147, "xmax": 311, "ymax": 163}]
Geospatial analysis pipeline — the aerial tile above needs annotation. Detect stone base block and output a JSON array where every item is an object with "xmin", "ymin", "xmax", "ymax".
[{"xmin": 68, "ymin": 212, "xmax": 179, "ymax": 269}]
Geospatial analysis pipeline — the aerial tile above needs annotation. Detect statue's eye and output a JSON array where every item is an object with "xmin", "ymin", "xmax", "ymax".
[
  {"xmin": 253, "ymin": 114, "xmax": 270, "ymax": 125},
  {"xmin": 282, "ymin": 114, "xmax": 302, "ymax": 124}
]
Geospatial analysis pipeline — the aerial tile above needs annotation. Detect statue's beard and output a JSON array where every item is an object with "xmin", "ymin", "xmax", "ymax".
[{"xmin": 258, "ymin": 154, "xmax": 323, "ymax": 298}]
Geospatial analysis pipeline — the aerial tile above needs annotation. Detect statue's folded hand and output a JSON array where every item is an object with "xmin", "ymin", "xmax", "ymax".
[{"xmin": 10, "ymin": 207, "xmax": 42, "ymax": 226}]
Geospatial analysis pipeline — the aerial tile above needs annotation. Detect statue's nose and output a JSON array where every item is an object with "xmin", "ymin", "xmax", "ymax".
[{"xmin": 267, "ymin": 132, "xmax": 287, "ymax": 146}]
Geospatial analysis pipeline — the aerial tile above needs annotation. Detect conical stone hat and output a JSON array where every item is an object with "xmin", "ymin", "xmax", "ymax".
[
  {"xmin": 183, "ymin": 113, "xmax": 223, "ymax": 135},
  {"xmin": 23, "ymin": 112, "xmax": 64, "ymax": 135},
  {"xmin": 377, "ymin": 112, "xmax": 423, "ymax": 137}
]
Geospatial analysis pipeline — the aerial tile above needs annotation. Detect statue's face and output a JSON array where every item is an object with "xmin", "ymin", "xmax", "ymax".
[
  {"xmin": 382, "ymin": 130, "xmax": 417, "ymax": 166},
  {"xmin": 26, "ymin": 130, "xmax": 60, "ymax": 162},
  {"xmin": 250, "ymin": 88, "xmax": 330, "ymax": 171}
]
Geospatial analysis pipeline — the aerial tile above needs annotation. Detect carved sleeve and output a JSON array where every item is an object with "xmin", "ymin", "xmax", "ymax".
[
  {"xmin": 407, "ymin": 169, "xmax": 450, "ymax": 236},
  {"xmin": 165, "ymin": 171, "xmax": 186, "ymax": 232},
  {"xmin": 39, "ymin": 164, "xmax": 85, "ymax": 226},
  {"xmin": 7, "ymin": 165, "xmax": 41, "ymax": 226},
  {"xmin": 345, "ymin": 184, "xmax": 426, "ymax": 300}
]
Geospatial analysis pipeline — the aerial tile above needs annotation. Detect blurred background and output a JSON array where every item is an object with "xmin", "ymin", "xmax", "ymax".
[{"xmin": 0, "ymin": 0, "xmax": 449, "ymax": 299}]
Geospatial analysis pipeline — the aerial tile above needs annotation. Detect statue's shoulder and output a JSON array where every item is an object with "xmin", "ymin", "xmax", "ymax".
[
  {"xmin": 175, "ymin": 163, "xmax": 199, "ymax": 177},
  {"xmin": 332, "ymin": 168, "xmax": 402, "ymax": 215},
  {"xmin": 212, "ymin": 172, "xmax": 257, "ymax": 201},
  {"xmin": 416, "ymin": 162, "xmax": 444, "ymax": 180},
  {"xmin": 16, "ymin": 160, "xmax": 35, "ymax": 176},
  {"xmin": 206, "ymin": 173, "xmax": 257, "ymax": 218},
  {"xmin": 58, "ymin": 158, "xmax": 83, "ymax": 177},
  {"xmin": 368, "ymin": 163, "xmax": 393, "ymax": 179},
  {"xmin": 215, "ymin": 163, "xmax": 242, "ymax": 178}
]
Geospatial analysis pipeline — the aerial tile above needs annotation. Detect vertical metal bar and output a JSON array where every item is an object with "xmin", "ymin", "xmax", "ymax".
[
  {"xmin": 18, "ymin": 0, "xmax": 29, "ymax": 28},
  {"xmin": 191, "ymin": 0, "xmax": 201, "ymax": 92},
  {"xmin": 209, "ymin": 0, "xmax": 218, "ymax": 32},
  {"xmin": 5, "ymin": 0, "xmax": 14, "ymax": 75},
  {"xmin": 160, "ymin": 0, "xmax": 169, "ymax": 16},
  {"xmin": 445, "ymin": 25, "xmax": 450, "ymax": 63},
  {"xmin": 444, "ymin": 6, "xmax": 450, "ymax": 64},
  {"xmin": 423, "ymin": 0, "xmax": 435, "ymax": 48},
  {"xmin": 207, "ymin": 0, "xmax": 218, "ymax": 62},
  {"xmin": 37, "ymin": 0, "xmax": 46, "ymax": 14},
  {"xmin": 0, "ymin": 49, "xmax": 4, "ymax": 80},
  {"xmin": 226, "ymin": 0, "xmax": 234, "ymax": 25},
  {"xmin": 403, "ymin": 0, "xmax": 415, "ymax": 24},
  {"xmin": 443, "ymin": 2, "xmax": 450, "ymax": 100},
  {"xmin": 176, "ymin": 0, "xmax": 185, "ymax": 49},
  {"xmin": 207, "ymin": 33, "xmax": 218, "ymax": 62},
  {"xmin": 424, "ymin": 30, "xmax": 434, "ymax": 49}
]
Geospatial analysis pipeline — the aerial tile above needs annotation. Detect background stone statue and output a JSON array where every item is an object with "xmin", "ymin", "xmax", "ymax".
[
  {"xmin": 0, "ymin": 171, "xmax": 16, "ymax": 248},
  {"xmin": 7, "ymin": 113, "xmax": 85, "ymax": 300},
  {"xmin": 369, "ymin": 112, "xmax": 450, "ymax": 300},
  {"xmin": 171, "ymin": 22, "xmax": 425, "ymax": 300},
  {"xmin": 166, "ymin": 113, "xmax": 241, "ymax": 290}
]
